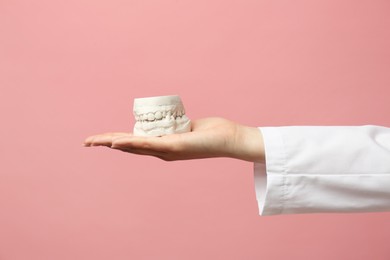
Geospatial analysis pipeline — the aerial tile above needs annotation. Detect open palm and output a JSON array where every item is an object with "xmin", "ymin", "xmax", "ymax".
[{"xmin": 83, "ymin": 117, "xmax": 265, "ymax": 163}]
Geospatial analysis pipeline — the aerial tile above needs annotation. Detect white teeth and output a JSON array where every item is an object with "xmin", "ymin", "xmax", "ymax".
[
  {"xmin": 155, "ymin": 111, "xmax": 162, "ymax": 120},
  {"xmin": 135, "ymin": 110, "xmax": 186, "ymax": 122},
  {"xmin": 147, "ymin": 113, "xmax": 155, "ymax": 121},
  {"xmin": 133, "ymin": 95, "xmax": 191, "ymax": 137}
]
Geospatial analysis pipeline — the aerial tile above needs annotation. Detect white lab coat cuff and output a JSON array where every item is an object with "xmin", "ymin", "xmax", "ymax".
[{"xmin": 254, "ymin": 127, "xmax": 286, "ymax": 215}]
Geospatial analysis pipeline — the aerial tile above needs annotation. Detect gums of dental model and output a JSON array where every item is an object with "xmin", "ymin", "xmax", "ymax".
[{"xmin": 133, "ymin": 95, "xmax": 192, "ymax": 137}]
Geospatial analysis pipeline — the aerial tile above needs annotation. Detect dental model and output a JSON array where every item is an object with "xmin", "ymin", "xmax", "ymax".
[{"xmin": 133, "ymin": 95, "xmax": 191, "ymax": 137}]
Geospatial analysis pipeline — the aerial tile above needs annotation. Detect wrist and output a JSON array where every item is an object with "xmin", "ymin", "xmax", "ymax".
[{"xmin": 234, "ymin": 125, "xmax": 265, "ymax": 163}]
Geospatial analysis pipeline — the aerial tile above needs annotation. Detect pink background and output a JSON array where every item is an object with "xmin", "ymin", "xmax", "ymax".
[{"xmin": 1, "ymin": 0, "xmax": 390, "ymax": 259}]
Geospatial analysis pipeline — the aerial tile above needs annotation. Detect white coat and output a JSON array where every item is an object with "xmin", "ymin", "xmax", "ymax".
[{"xmin": 254, "ymin": 125, "xmax": 390, "ymax": 215}]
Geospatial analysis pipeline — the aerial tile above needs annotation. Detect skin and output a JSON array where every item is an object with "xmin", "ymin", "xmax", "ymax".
[{"xmin": 83, "ymin": 117, "xmax": 266, "ymax": 163}]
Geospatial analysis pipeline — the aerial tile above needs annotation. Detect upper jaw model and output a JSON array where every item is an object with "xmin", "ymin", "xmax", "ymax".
[{"xmin": 133, "ymin": 95, "xmax": 191, "ymax": 137}]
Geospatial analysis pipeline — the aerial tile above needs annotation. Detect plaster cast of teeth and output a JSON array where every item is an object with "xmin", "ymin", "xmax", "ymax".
[{"xmin": 133, "ymin": 95, "xmax": 191, "ymax": 137}]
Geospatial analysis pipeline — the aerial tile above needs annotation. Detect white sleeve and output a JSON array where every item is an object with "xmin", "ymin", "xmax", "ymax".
[{"xmin": 254, "ymin": 125, "xmax": 390, "ymax": 216}]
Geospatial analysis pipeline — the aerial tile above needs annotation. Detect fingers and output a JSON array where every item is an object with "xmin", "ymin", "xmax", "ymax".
[
  {"xmin": 109, "ymin": 146, "xmax": 168, "ymax": 159},
  {"xmin": 83, "ymin": 132, "xmax": 173, "ymax": 160},
  {"xmin": 111, "ymin": 135, "xmax": 178, "ymax": 152},
  {"xmin": 83, "ymin": 132, "xmax": 132, "ymax": 147},
  {"xmin": 109, "ymin": 135, "xmax": 183, "ymax": 161},
  {"xmin": 83, "ymin": 132, "xmax": 185, "ymax": 158}
]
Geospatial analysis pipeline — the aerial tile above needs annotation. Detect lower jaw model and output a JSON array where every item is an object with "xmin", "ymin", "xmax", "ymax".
[{"xmin": 133, "ymin": 95, "xmax": 192, "ymax": 137}]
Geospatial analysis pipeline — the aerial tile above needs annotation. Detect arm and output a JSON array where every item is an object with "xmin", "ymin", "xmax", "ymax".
[{"xmin": 83, "ymin": 118, "xmax": 390, "ymax": 215}]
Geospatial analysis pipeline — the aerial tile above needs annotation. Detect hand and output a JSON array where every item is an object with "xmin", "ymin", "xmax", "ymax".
[{"xmin": 83, "ymin": 117, "xmax": 265, "ymax": 163}]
